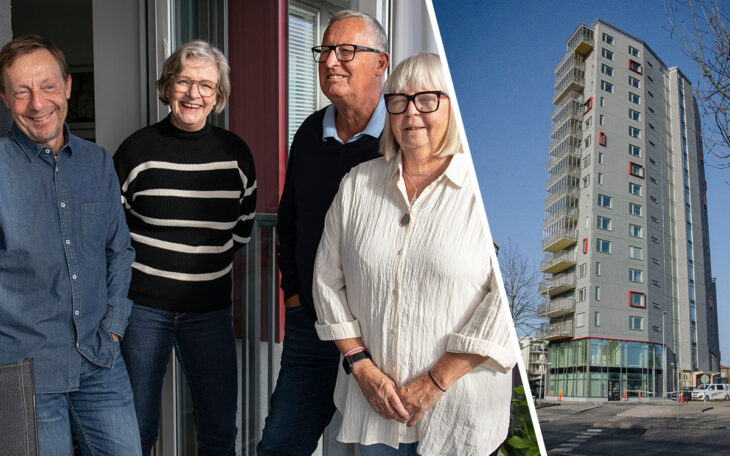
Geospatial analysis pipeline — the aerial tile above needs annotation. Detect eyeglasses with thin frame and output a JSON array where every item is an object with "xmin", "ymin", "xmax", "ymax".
[
  {"xmin": 311, "ymin": 44, "xmax": 382, "ymax": 63},
  {"xmin": 383, "ymin": 91, "xmax": 449, "ymax": 115},
  {"xmin": 173, "ymin": 77, "xmax": 218, "ymax": 97}
]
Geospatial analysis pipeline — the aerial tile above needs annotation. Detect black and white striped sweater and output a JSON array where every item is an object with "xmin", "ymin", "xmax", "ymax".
[{"xmin": 114, "ymin": 115, "xmax": 257, "ymax": 312}]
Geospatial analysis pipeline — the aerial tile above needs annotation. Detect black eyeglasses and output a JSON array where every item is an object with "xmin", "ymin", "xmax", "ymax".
[
  {"xmin": 383, "ymin": 91, "xmax": 449, "ymax": 114},
  {"xmin": 311, "ymin": 44, "xmax": 382, "ymax": 63}
]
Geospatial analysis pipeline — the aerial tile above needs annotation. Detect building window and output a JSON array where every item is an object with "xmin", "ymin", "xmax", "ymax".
[
  {"xmin": 578, "ymin": 263, "xmax": 587, "ymax": 278},
  {"xmin": 594, "ymin": 286, "xmax": 601, "ymax": 301},
  {"xmin": 597, "ymin": 172, "xmax": 603, "ymax": 184},
  {"xmin": 597, "ymin": 194, "xmax": 612, "ymax": 208},
  {"xmin": 582, "ymin": 175, "xmax": 590, "ymax": 188},
  {"xmin": 599, "ymin": 114, "xmax": 605, "ymax": 125},
  {"xmin": 596, "ymin": 238, "xmax": 612, "ymax": 253},
  {"xmin": 602, "ymin": 48, "xmax": 614, "ymax": 60},
  {"xmin": 628, "ymin": 108, "xmax": 641, "ymax": 121},
  {"xmin": 653, "ymin": 325, "xmax": 661, "ymax": 332},
  {"xmin": 583, "ymin": 97, "xmax": 593, "ymax": 114},
  {"xmin": 629, "ymin": 268, "xmax": 643, "ymax": 283},
  {"xmin": 629, "ymin": 315, "xmax": 644, "ymax": 330},
  {"xmin": 629, "ymin": 126, "xmax": 641, "ymax": 138},
  {"xmin": 652, "ymin": 257, "xmax": 660, "ymax": 265},
  {"xmin": 583, "ymin": 237, "xmax": 589, "ymax": 254},
  {"xmin": 584, "ymin": 116, "xmax": 592, "ymax": 129},
  {"xmin": 652, "ymin": 279, "xmax": 661, "ymax": 287},
  {"xmin": 594, "ymin": 311, "xmax": 600, "ymax": 327},
  {"xmin": 599, "ymin": 131, "xmax": 607, "ymax": 146},
  {"xmin": 584, "ymin": 135, "xmax": 592, "ymax": 149},
  {"xmin": 629, "ymin": 291, "xmax": 646, "ymax": 308},
  {"xmin": 629, "ymin": 182, "xmax": 642, "ymax": 196},
  {"xmin": 583, "ymin": 154, "xmax": 591, "ymax": 168},
  {"xmin": 577, "ymin": 287, "xmax": 586, "ymax": 302},
  {"xmin": 629, "ymin": 202, "xmax": 642, "ymax": 216},
  {"xmin": 595, "ymin": 261, "xmax": 601, "ymax": 276},
  {"xmin": 628, "ymin": 59, "xmax": 643, "ymax": 74},
  {"xmin": 601, "ymin": 80, "xmax": 614, "ymax": 93},
  {"xmin": 629, "ymin": 144, "xmax": 641, "ymax": 157},
  {"xmin": 601, "ymin": 63, "xmax": 614, "ymax": 76},
  {"xmin": 648, "ymin": 90, "xmax": 654, "ymax": 98},
  {"xmin": 650, "ymin": 195, "xmax": 658, "ymax": 203},
  {"xmin": 629, "ymin": 162, "xmax": 644, "ymax": 178},
  {"xmin": 597, "ymin": 215, "xmax": 612, "ymax": 230},
  {"xmin": 602, "ymin": 32, "xmax": 614, "ymax": 44},
  {"xmin": 629, "ymin": 223, "xmax": 643, "ymax": 238},
  {"xmin": 628, "ymin": 75, "xmax": 640, "ymax": 88},
  {"xmin": 598, "ymin": 152, "xmax": 604, "ymax": 164},
  {"xmin": 576, "ymin": 312, "xmax": 585, "ymax": 328},
  {"xmin": 629, "ymin": 245, "xmax": 643, "ymax": 259},
  {"xmin": 599, "ymin": 96, "xmax": 605, "ymax": 107},
  {"xmin": 651, "ymin": 235, "xmax": 660, "ymax": 244},
  {"xmin": 629, "ymin": 92, "xmax": 641, "ymax": 104},
  {"xmin": 648, "ymin": 106, "xmax": 655, "ymax": 114},
  {"xmin": 628, "ymin": 45, "xmax": 640, "ymax": 57},
  {"xmin": 650, "ymin": 176, "xmax": 657, "ymax": 184}
]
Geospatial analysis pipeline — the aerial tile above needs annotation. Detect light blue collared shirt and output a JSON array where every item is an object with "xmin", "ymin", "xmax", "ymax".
[{"xmin": 321, "ymin": 97, "xmax": 386, "ymax": 144}]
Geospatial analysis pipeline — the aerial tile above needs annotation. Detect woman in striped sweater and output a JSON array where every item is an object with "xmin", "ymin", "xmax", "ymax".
[{"xmin": 114, "ymin": 41, "xmax": 256, "ymax": 456}]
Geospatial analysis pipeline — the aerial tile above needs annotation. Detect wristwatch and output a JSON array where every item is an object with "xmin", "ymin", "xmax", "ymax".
[{"xmin": 342, "ymin": 349, "xmax": 372, "ymax": 375}]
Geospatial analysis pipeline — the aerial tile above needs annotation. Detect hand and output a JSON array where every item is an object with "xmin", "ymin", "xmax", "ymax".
[
  {"xmin": 284, "ymin": 294, "xmax": 301, "ymax": 308},
  {"xmin": 397, "ymin": 373, "xmax": 444, "ymax": 427},
  {"xmin": 352, "ymin": 360, "xmax": 410, "ymax": 422},
  {"xmin": 111, "ymin": 333, "xmax": 120, "ymax": 342}
]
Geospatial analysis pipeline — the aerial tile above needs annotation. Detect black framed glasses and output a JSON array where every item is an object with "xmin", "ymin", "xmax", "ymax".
[
  {"xmin": 173, "ymin": 77, "xmax": 218, "ymax": 97},
  {"xmin": 311, "ymin": 44, "xmax": 382, "ymax": 63},
  {"xmin": 384, "ymin": 91, "xmax": 449, "ymax": 114}
]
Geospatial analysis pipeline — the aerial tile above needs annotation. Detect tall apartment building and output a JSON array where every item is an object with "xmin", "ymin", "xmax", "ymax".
[{"xmin": 538, "ymin": 20, "xmax": 720, "ymax": 400}]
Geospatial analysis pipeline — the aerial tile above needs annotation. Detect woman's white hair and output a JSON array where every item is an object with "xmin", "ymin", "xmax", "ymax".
[{"xmin": 380, "ymin": 53, "xmax": 462, "ymax": 160}]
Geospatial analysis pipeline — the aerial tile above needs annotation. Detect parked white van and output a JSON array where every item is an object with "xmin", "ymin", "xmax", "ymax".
[{"xmin": 691, "ymin": 383, "xmax": 730, "ymax": 400}]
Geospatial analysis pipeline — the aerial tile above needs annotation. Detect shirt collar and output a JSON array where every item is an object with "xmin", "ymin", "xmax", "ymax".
[
  {"xmin": 10, "ymin": 122, "xmax": 72, "ymax": 161},
  {"xmin": 385, "ymin": 150, "xmax": 468, "ymax": 188},
  {"xmin": 322, "ymin": 97, "xmax": 386, "ymax": 144}
]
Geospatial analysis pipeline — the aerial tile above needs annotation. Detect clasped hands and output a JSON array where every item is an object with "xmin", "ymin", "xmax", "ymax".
[{"xmin": 352, "ymin": 360, "xmax": 444, "ymax": 427}]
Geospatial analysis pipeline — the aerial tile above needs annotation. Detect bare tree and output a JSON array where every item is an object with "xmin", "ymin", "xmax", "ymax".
[
  {"xmin": 498, "ymin": 239, "xmax": 544, "ymax": 337},
  {"xmin": 666, "ymin": 0, "xmax": 730, "ymax": 167}
]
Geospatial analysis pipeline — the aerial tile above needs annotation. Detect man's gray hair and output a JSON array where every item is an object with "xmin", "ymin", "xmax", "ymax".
[
  {"xmin": 329, "ymin": 10, "xmax": 389, "ymax": 52},
  {"xmin": 157, "ymin": 40, "xmax": 230, "ymax": 114}
]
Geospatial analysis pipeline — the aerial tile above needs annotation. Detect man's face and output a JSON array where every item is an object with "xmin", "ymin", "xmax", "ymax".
[
  {"xmin": 0, "ymin": 49, "xmax": 71, "ymax": 152},
  {"xmin": 318, "ymin": 18, "xmax": 387, "ymax": 106}
]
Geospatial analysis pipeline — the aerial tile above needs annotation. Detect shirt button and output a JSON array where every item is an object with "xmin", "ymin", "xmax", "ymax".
[
  {"xmin": 397, "ymin": 249, "xmax": 403, "ymax": 255},
  {"xmin": 65, "ymin": 240, "xmax": 70, "ymax": 245},
  {"xmin": 44, "ymin": 149, "xmax": 50, "ymax": 154},
  {"xmin": 74, "ymin": 310, "xmax": 79, "ymax": 316},
  {"xmin": 72, "ymin": 274, "xmax": 77, "ymax": 280},
  {"xmin": 391, "ymin": 328, "xmax": 398, "ymax": 335},
  {"xmin": 60, "ymin": 202, "xmax": 66, "ymax": 208},
  {"xmin": 55, "ymin": 167, "xmax": 59, "ymax": 172}
]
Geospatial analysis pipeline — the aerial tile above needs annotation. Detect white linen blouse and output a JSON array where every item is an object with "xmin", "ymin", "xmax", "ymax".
[{"xmin": 312, "ymin": 152, "xmax": 517, "ymax": 456}]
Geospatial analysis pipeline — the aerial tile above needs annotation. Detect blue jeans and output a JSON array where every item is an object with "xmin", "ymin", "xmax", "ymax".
[
  {"xmin": 256, "ymin": 306, "xmax": 341, "ymax": 455},
  {"xmin": 121, "ymin": 305, "xmax": 237, "ymax": 456},
  {"xmin": 36, "ymin": 346, "xmax": 142, "ymax": 456},
  {"xmin": 359, "ymin": 443, "xmax": 420, "ymax": 456}
]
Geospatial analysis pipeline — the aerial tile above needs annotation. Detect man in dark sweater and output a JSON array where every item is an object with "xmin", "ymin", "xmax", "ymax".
[{"xmin": 257, "ymin": 10, "xmax": 389, "ymax": 455}]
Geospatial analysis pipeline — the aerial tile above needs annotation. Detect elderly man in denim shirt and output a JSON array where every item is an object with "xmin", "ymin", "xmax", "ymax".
[{"xmin": 0, "ymin": 35, "xmax": 141, "ymax": 455}]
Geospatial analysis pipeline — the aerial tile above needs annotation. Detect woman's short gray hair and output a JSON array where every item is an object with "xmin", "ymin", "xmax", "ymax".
[
  {"xmin": 329, "ymin": 10, "xmax": 388, "ymax": 52},
  {"xmin": 157, "ymin": 40, "xmax": 230, "ymax": 114},
  {"xmin": 380, "ymin": 53, "xmax": 462, "ymax": 160}
]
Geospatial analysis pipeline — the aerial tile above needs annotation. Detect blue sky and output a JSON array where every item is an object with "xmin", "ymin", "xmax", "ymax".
[{"xmin": 433, "ymin": 0, "xmax": 730, "ymax": 364}]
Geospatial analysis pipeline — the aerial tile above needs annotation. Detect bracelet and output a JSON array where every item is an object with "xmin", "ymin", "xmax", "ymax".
[
  {"xmin": 428, "ymin": 370, "xmax": 447, "ymax": 392},
  {"xmin": 343, "ymin": 346, "xmax": 367, "ymax": 357}
]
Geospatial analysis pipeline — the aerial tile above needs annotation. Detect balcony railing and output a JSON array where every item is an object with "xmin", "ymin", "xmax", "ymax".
[
  {"xmin": 565, "ymin": 24, "xmax": 594, "ymax": 56},
  {"xmin": 553, "ymin": 69, "xmax": 585, "ymax": 105},
  {"xmin": 538, "ymin": 295, "xmax": 576, "ymax": 318},
  {"xmin": 545, "ymin": 163, "xmax": 581, "ymax": 192},
  {"xmin": 540, "ymin": 249, "xmax": 577, "ymax": 274},
  {"xmin": 554, "ymin": 52, "xmax": 587, "ymax": 78},
  {"xmin": 543, "ymin": 206, "xmax": 579, "ymax": 228},
  {"xmin": 551, "ymin": 100, "xmax": 583, "ymax": 133},
  {"xmin": 538, "ymin": 269, "xmax": 576, "ymax": 296},
  {"xmin": 538, "ymin": 318, "xmax": 575, "ymax": 341},
  {"xmin": 549, "ymin": 122, "xmax": 582, "ymax": 148},
  {"xmin": 544, "ymin": 185, "xmax": 579, "ymax": 209}
]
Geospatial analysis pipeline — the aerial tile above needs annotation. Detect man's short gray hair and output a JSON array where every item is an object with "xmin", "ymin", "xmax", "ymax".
[
  {"xmin": 329, "ymin": 10, "xmax": 388, "ymax": 52},
  {"xmin": 157, "ymin": 40, "xmax": 230, "ymax": 114},
  {"xmin": 380, "ymin": 53, "xmax": 461, "ymax": 160}
]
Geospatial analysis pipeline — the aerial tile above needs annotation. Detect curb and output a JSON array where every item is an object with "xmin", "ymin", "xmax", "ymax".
[{"xmin": 593, "ymin": 421, "xmax": 727, "ymax": 430}]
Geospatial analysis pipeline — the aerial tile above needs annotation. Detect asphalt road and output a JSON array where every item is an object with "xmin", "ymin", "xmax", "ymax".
[{"xmin": 536, "ymin": 400, "xmax": 730, "ymax": 456}]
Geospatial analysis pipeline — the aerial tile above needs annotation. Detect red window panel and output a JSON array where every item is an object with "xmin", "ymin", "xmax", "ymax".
[
  {"xmin": 583, "ymin": 97, "xmax": 593, "ymax": 115},
  {"xmin": 583, "ymin": 237, "xmax": 589, "ymax": 254},
  {"xmin": 628, "ymin": 291, "xmax": 646, "ymax": 308},
  {"xmin": 599, "ymin": 131, "xmax": 607, "ymax": 146},
  {"xmin": 628, "ymin": 59, "xmax": 643, "ymax": 74},
  {"xmin": 629, "ymin": 161, "xmax": 644, "ymax": 179}
]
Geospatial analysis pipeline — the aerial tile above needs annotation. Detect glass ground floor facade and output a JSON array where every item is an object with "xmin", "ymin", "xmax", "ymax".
[{"xmin": 547, "ymin": 338, "xmax": 664, "ymax": 399}]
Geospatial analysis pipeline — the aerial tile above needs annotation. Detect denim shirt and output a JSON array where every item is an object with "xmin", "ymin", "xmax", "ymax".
[{"xmin": 0, "ymin": 124, "xmax": 135, "ymax": 393}]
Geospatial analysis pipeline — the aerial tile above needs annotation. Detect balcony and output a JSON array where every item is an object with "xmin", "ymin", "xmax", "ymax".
[
  {"xmin": 549, "ymin": 122, "xmax": 582, "ymax": 148},
  {"xmin": 538, "ymin": 269, "xmax": 576, "ymax": 296},
  {"xmin": 553, "ymin": 69, "xmax": 585, "ymax": 105},
  {"xmin": 545, "ymin": 163, "xmax": 581, "ymax": 191},
  {"xmin": 538, "ymin": 318, "xmax": 575, "ymax": 341},
  {"xmin": 554, "ymin": 53, "xmax": 586, "ymax": 79},
  {"xmin": 551, "ymin": 100, "xmax": 583, "ymax": 133},
  {"xmin": 544, "ymin": 185, "xmax": 579, "ymax": 209},
  {"xmin": 565, "ymin": 24, "xmax": 594, "ymax": 56},
  {"xmin": 541, "ymin": 227, "xmax": 578, "ymax": 252},
  {"xmin": 538, "ymin": 295, "xmax": 576, "ymax": 318},
  {"xmin": 541, "ymin": 249, "xmax": 577, "ymax": 274}
]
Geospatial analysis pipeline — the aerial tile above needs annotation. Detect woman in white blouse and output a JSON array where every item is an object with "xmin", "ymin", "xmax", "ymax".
[{"xmin": 312, "ymin": 53, "xmax": 517, "ymax": 456}]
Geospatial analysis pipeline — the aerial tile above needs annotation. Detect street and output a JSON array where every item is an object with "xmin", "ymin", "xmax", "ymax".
[{"xmin": 537, "ymin": 400, "xmax": 730, "ymax": 455}]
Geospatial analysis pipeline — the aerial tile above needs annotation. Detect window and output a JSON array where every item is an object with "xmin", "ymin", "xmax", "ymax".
[
  {"xmin": 629, "ymin": 315, "xmax": 644, "ymax": 330},
  {"xmin": 649, "ymin": 122, "xmax": 655, "ymax": 130},
  {"xmin": 597, "ymin": 194, "xmax": 612, "ymax": 208},
  {"xmin": 629, "ymin": 182, "xmax": 642, "ymax": 195},
  {"xmin": 576, "ymin": 312, "xmax": 585, "ymax": 328},
  {"xmin": 601, "ymin": 80, "xmax": 614, "ymax": 93},
  {"xmin": 629, "ymin": 126, "xmax": 641, "ymax": 138},
  {"xmin": 629, "ymin": 202, "xmax": 642, "ymax": 216},
  {"xmin": 583, "ymin": 154, "xmax": 591, "ymax": 168},
  {"xmin": 628, "ymin": 59, "xmax": 643, "ymax": 74},
  {"xmin": 629, "ymin": 92, "xmax": 641, "ymax": 104},
  {"xmin": 651, "ymin": 257, "xmax": 660, "ymax": 265},
  {"xmin": 599, "ymin": 96, "xmax": 605, "ymax": 107},
  {"xmin": 594, "ymin": 286, "xmax": 601, "ymax": 301},
  {"xmin": 599, "ymin": 114, "xmax": 605, "ymax": 125},
  {"xmin": 583, "ymin": 237, "xmax": 589, "ymax": 254},
  {"xmin": 628, "ymin": 45, "xmax": 640, "ymax": 57},
  {"xmin": 583, "ymin": 97, "xmax": 593, "ymax": 114},
  {"xmin": 629, "ymin": 162, "xmax": 644, "ymax": 178},
  {"xmin": 651, "ymin": 235, "xmax": 660, "ymax": 244},
  {"xmin": 584, "ymin": 135, "xmax": 592, "ymax": 149},
  {"xmin": 597, "ymin": 172, "xmax": 603, "ymax": 184},
  {"xmin": 629, "ymin": 291, "xmax": 646, "ymax": 308},
  {"xmin": 629, "ymin": 144, "xmax": 641, "ymax": 157},
  {"xmin": 650, "ymin": 195, "xmax": 658, "ymax": 203},
  {"xmin": 629, "ymin": 224, "xmax": 643, "ymax": 237},
  {"xmin": 598, "ymin": 152, "xmax": 604, "ymax": 164},
  {"xmin": 577, "ymin": 288, "xmax": 586, "ymax": 302},
  {"xmin": 602, "ymin": 32, "xmax": 614, "ymax": 44},
  {"xmin": 650, "ymin": 176, "xmax": 657, "ymax": 184},
  {"xmin": 652, "ymin": 301, "xmax": 661, "ymax": 309},
  {"xmin": 650, "ymin": 215, "xmax": 658, "ymax": 223},
  {"xmin": 628, "ymin": 75, "xmax": 640, "ymax": 88},
  {"xmin": 647, "ymin": 90, "xmax": 654, "ymax": 98},
  {"xmin": 597, "ymin": 215, "xmax": 612, "ymax": 230},
  {"xmin": 648, "ymin": 106, "xmax": 654, "ymax": 114},
  {"xmin": 629, "ymin": 245, "xmax": 643, "ymax": 259},
  {"xmin": 582, "ymin": 175, "xmax": 590, "ymax": 188},
  {"xmin": 628, "ymin": 108, "xmax": 640, "ymax": 121},
  {"xmin": 584, "ymin": 116, "xmax": 592, "ymax": 129},
  {"xmin": 595, "ymin": 261, "xmax": 601, "ymax": 276},
  {"xmin": 629, "ymin": 268, "xmax": 643, "ymax": 283},
  {"xmin": 652, "ymin": 279, "xmax": 661, "ymax": 287},
  {"xmin": 594, "ymin": 311, "xmax": 600, "ymax": 327},
  {"xmin": 578, "ymin": 263, "xmax": 587, "ymax": 278},
  {"xmin": 599, "ymin": 131, "xmax": 607, "ymax": 146},
  {"xmin": 601, "ymin": 63, "xmax": 614, "ymax": 76},
  {"xmin": 653, "ymin": 325, "xmax": 661, "ymax": 332},
  {"xmin": 602, "ymin": 48, "xmax": 614, "ymax": 60},
  {"xmin": 596, "ymin": 238, "xmax": 612, "ymax": 253}
]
